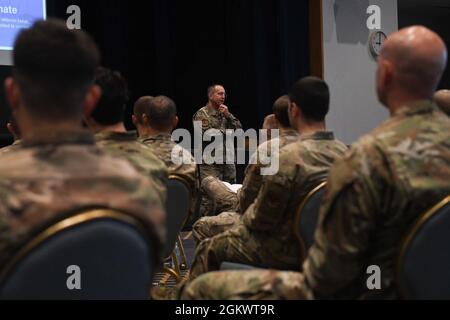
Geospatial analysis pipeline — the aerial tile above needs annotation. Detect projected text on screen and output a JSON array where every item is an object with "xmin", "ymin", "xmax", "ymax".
[{"xmin": 0, "ymin": 0, "xmax": 46, "ymax": 50}]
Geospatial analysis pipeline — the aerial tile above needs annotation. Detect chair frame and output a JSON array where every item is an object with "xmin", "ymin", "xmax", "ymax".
[
  {"xmin": 219, "ymin": 181, "xmax": 328, "ymax": 272},
  {"xmin": 160, "ymin": 174, "xmax": 192, "ymax": 285},
  {"xmin": 0, "ymin": 208, "xmax": 150, "ymax": 287},
  {"xmin": 396, "ymin": 194, "xmax": 450, "ymax": 299},
  {"xmin": 293, "ymin": 181, "xmax": 327, "ymax": 263},
  {"xmin": 169, "ymin": 174, "xmax": 194, "ymax": 230}
]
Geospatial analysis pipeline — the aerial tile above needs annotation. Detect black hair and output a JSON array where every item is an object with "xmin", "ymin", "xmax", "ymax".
[
  {"xmin": 288, "ymin": 76, "xmax": 330, "ymax": 122},
  {"xmin": 91, "ymin": 67, "xmax": 129, "ymax": 125},
  {"xmin": 13, "ymin": 19, "xmax": 100, "ymax": 121}
]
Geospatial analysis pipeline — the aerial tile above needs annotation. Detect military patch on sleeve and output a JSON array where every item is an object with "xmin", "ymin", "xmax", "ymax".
[{"xmin": 202, "ymin": 119, "xmax": 210, "ymax": 129}]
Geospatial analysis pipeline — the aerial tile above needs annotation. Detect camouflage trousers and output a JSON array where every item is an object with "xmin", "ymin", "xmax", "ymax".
[
  {"xmin": 199, "ymin": 163, "xmax": 237, "ymax": 184},
  {"xmin": 180, "ymin": 270, "xmax": 309, "ymax": 300},
  {"xmin": 192, "ymin": 211, "xmax": 241, "ymax": 245},
  {"xmin": 189, "ymin": 224, "xmax": 301, "ymax": 281},
  {"xmin": 202, "ymin": 176, "xmax": 238, "ymax": 213},
  {"xmin": 198, "ymin": 164, "xmax": 236, "ymax": 217}
]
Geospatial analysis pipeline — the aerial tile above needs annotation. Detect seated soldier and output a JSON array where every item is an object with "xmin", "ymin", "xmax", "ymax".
[
  {"xmin": 192, "ymin": 96, "xmax": 299, "ymax": 245},
  {"xmin": 0, "ymin": 19, "xmax": 165, "ymax": 266},
  {"xmin": 181, "ymin": 26, "xmax": 450, "ymax": 300},
  {"xmin": 133, "ymin": 95, "xmax": 198, "ymax": 220},
  {"xmin": 188, "ymin": 77, "xmax": 348, "ymax": 280},
  {"xmin": 84, "ymin": 67, "xmax": 168, "ymax": 200},
  {"xmin": 434, "ymin": 89, "xmax": 450, "ymax": 116}
]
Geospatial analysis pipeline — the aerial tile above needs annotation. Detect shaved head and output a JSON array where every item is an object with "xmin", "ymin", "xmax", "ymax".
[
  {"xmin": 133, "ymin": 96, "xmax": 154, "ymax": 124},
  {"xmin": 377, "ymin": 26, "xmax": 448, "ymax": 109},
  {"xmin": 272, "ymin": 95, "xmax": 291, "ymax": 128},
  {"xmin": 263, "ymin": 114, "xmax": 279, "ymax": 131},
  {"xmin": 434, "ymin": 89, "xmax": 450, "ymax": 116},
  {"xmin": 262, "ymin": 114, "xmax": 279, "ymax": 142}
]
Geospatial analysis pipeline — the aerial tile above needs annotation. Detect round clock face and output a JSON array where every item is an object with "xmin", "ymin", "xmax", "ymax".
[{"xmin": 369, "ymin": 31, "xmax": 387, "ymax": 58}]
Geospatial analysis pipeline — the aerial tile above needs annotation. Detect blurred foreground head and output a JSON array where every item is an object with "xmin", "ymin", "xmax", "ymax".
[{"xmin": 5, "ymin": 19, "xmax": 101, "ymax": 135}]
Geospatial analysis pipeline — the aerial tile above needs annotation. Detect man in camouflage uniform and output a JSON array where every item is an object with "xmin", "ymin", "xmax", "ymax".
[
  {"xmin": 194, "ymin": 84, "xmax": 242, "ymax": 183},
  {"xmin": 84, "ymin": 67, "xmax": 168, "ymax": 200},
  {"xmin": 181, "ymin": 26, "xmax": 450, "ymax": 300},
  {"xmin": 434, "ymin": 89, "xmax": 450, "ymax": 116},
  {"xmin": 188, "ymin": 77, "xmax": 348, "ymax": 280},
  {"xmin": 193, "ymin": 85, "xmax": 242, "ymax": 216},
  {"xmin": 192, "ymin": 95, "xmax": 299, "ymax": 245},
  {"xmin": 133, "ymin": 95, "xmax": 198, "ymax": 222},
  {"xmin": 0, "ymin": 20, "xmax": 165, "ymax": 267}
]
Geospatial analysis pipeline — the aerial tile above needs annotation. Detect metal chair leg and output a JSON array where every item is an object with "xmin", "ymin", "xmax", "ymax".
[
  {"xmin": 171, "ymin": 250, "xmax": 181, "ymax": 279},
  {"xmin": 177, "ymin": 235, "xmax": 187, "ymax": 270},
  {"xmin": 159, "ymin": 251, "xmax": 181, "ymax": 286}
]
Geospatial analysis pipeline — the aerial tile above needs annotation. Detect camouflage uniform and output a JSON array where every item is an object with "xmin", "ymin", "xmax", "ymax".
[
  {"xmin": 0, "ymin": 140, "xmax": 22, "ymax": 155},
  {"xmin": 182, "ymin": 101, "xmax": 450, "ymax": 300},
  {"xmin": 193, "ymin": 129, "xmax": 299, "ymax": 244},
  {"xmin": 193, "ymin": 106, "xmax": 242, "ymax": 216},
  {"xmin": 140, "ymin": 133, "xmax": 196, "ymax": 192},
  {"xmin": 193, "ymin": 105, "xmax": 242, "ymax": 183},
  {"xmin": 139, "ymin": 133, "xmax": 198, "ymax": 223},
  {"xmin": 95, "ymin": 131, "xmax": 169, "ymax": 201},
  {"xmin": 0, "ymin": 130, "xmax": 166, "ymax": 267},
  {"xmin": 180, "ymin": 270, "xmax": 307, "ymax": 300},
  {"xmin": 188, "ymin": 131, "xmax": 348, "ymax": 280}
]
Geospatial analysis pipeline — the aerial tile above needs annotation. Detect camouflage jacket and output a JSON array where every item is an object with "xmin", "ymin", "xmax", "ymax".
[
  {"xmin": 0, "ymin": 130, "xmax": 166, "ymax": 267},
  {"xmin": 303, "ymin": 101, "xmax": 450, "ymax": 299},
  {"xmin": 193, "ymin": 105, "xmax": 242, "ymax": 133},
  {"xmin": 236, "ymin": 128, "xmax": 299, "ymax": 213},
  {"xmin": 193, "ymin": 106, "xmax": 242, "ymax": 161},
  {"xmin": 95, "ymin": 131, "xmax": 168, "ymax": 200},
  {"xmin": 242, "ymin": 131, "xmax": 348, "ymax": 267},
  {"xmin": 139, "ymin": 133, "xmax": 197, "ymax": 193}
]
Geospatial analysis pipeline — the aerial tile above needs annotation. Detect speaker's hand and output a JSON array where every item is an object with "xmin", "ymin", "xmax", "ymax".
[{"xmin": 219, "ymin": 105, "xmax": 230, "ymax": 118}]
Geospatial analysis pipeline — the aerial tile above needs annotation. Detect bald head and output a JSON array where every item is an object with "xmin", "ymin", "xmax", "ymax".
[
  {"xmin": 133, "ymin": 96, "xmax": 154, "ymax": 124},
  {"xmin": 377, "ymin": 26, "xmax": 448, "ymax": 108},
  {"xmin": 262, "ymin": 114, "xmax": 279, "ymax": 141},
  {"xmin": 263, "ymin": 114, "xmax": 279, "ymax": 131},
  {"xmin": 434, "ymin": 90, "xmax": 450, "ymax": 116},
  {"xmin": 272, "ymin": 95, "xmax": 291, "ymax": 128},
  {"xmin": 133, "ymin": 95, "xmax": 177, "ymax": 132}
]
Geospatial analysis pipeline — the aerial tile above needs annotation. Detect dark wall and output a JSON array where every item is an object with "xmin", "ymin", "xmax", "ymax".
[
  {"xmin": 45, "ymin": 0, "xmax": 310, "ymax": 132},
  {"xmin": 398, "ymin": 0, "xmax": 450, "ymax": 89},
  {"xmin": 0, "ymin": 67, "xmax": 12, "ymax": 146}
]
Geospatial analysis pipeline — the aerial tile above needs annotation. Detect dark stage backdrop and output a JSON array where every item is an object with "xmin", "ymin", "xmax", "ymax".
[
  {"xmin": 44, "ymin": 0, "xmax": 311, "ymax": 132},
  {"xmin": 398, "ymin": 0, "xmax": 450, "ymax": 90}
]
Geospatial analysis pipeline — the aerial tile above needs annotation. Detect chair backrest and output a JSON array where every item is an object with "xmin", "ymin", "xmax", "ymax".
[
  {"xmin": 294, "ymin": 182, "xmax": 327, "ymax": 261},
  {"xmin": 0, "ymin": 209, "xmax": 153, "ymax": 300},
  {"xmin": 397, "ymin": 195, "xmax": 450, "ymax": 299},
  {"xmin": 164, "ymin": 175, "xmax": 191, "ymax": 258}
]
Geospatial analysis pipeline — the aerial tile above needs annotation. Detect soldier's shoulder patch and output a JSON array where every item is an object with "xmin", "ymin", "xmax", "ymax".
[
  {"xmin": 202, "ymin": 119, "xmax": 210, "ymax": 129},
  {"xmin": 193, "ymin": 108, "xmax": 207, "ymax": 120}
]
